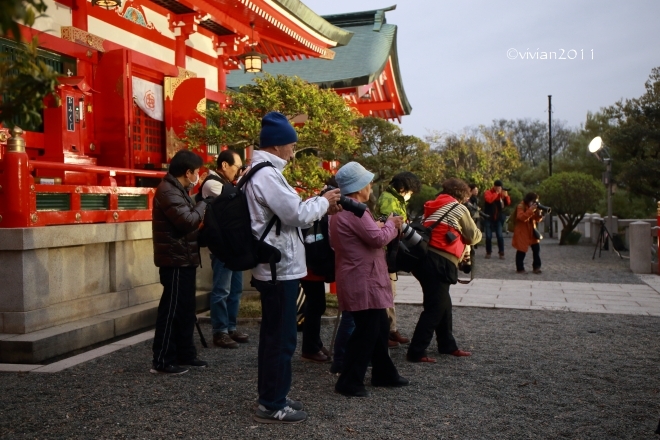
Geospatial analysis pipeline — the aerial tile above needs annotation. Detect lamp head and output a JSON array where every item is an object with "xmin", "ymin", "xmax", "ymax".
[{"xmin": 588, "ymin": 136, "xmax": 603, "ymax": 153}]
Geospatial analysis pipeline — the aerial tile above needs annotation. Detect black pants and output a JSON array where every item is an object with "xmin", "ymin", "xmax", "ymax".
[
  {"xmin": 408, "ymin": 252, "xmax": 459, "ymax": 358},
  {"xmin": 300, "ymin": 280, "xmax": 326, "ymax": 355},
  {"xmin": 335, "ymin": 308, "xmax": 399, "ymax": 395},
  {"xmin": 152, "ymin": 266, "xmax": 198, "ymax": 369},
  {"xmin": 516, "ymin": 243, "xmax": 541, "ymax": 272}
]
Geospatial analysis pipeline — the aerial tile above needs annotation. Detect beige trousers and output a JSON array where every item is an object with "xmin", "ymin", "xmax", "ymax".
[{"xmin": 387, "ymin": 273, "xmax": 397, "ymax": 332}]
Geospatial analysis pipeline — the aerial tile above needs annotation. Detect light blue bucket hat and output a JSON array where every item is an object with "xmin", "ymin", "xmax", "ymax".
[{"xmin": 335, "ymin": 162, "xmax": 374, "ymax": 195}]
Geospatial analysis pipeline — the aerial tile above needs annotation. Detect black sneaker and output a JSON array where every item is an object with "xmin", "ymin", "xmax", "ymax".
[
  {"xmin": 253, "ymin": 405, "xmax": 307, "ymax": 424},
  {"xmin": 179, "ymin": 358, "xmax": 208, "ymax": 368},
  {"xmin": 150, "ymin": 364, "xmax": 189, "ymax": 375}
]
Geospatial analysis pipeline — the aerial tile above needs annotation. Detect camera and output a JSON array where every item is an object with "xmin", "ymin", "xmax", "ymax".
[
  {"xmin": 502, "ymin": 187, "xmax": 511, "ymax": 191},
  {"xmin": 322, "ymin": 185, "xmax": 367, "ymax": 218},
  {"xmin": 536, "ymin": 202, "xmax": 552, "ymax": 214}
]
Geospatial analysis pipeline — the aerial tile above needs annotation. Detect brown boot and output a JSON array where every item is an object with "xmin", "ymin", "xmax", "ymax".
[
  {"xmin": 213, "ymin": 332, "xmax": 238, "ymax": 349},
  {"xmin": 229, "ymin": 329, "xmax": 249, "ymax": 343},
  {"xmin": 389, "ymin": 330, "xmax": 410, "ymax": 345},
  {"xmin": 499, "ymin": 253, "xmax": 505, "ymax": 260},
  {"xmin": 301, "ymin": 350, "xmax": 330, "ymax": 363},
  {"xmin": 388, "ymin": 339, "xmax": 400, "ymax": 349}
]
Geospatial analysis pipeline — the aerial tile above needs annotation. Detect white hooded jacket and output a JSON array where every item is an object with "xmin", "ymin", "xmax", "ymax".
[{"xmin": 243, "ymin": 150, "xmax": 329, "ymax": 281}]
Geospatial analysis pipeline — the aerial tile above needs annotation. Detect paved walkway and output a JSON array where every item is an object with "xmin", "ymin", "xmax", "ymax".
[
  {"xmin": 395, "ymin": 235, "xmax": 660, "ymax": 316},
  {"xmin": 395, "ymin": 275, "xmax": 660, "ymax": 316}
]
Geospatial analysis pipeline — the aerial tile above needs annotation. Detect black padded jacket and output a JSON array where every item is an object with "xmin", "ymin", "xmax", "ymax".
[{"xmin": 152, "ymin": 174, "xmax": 206, "ymax": 267}]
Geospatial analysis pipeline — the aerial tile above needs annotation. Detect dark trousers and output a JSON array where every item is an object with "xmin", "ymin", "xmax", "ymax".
[
  {"xmin": 331, "ymin": 311, "xmax": 355, "ymax": 372},
  {"xmin": 152, "ymin": 266, "xmax": 198, "ymax": 369},
  {"xmin": 335, "ymin": 309, "xmax": 399, "ymax": 395},
  {"xmin": 408, "ymin": 252, "xmax": 459, "ymax": 358},
  {"xmin": 253, "ymin": 278, "xmax": 299, "ymax": 411},
  {"xmin": 300, "ymin": 280, "xmax": 326, "ymax": 355},
  {"xmin": 485, "ymin": 219, "xmax": 504, "ymax": 255},
  {"xmin": 516, "ymin": 243, "xmax": 541, "ymax": 272}
]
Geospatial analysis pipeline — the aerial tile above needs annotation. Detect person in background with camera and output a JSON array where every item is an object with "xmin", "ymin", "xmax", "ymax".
[
  {"xmin": 512, "ymin": 192, "xmax": 545, "ymax": 274},
  {"xmin": 331, "ymin": 162, "xmax": 409, "ymax": 397},
  {"xmin": 406, "ymin": 178, "xmax": 482, "ymax": 363},
  {"xmin": 244, "ymin": 112, "xmax": 342, "ymax": 424},
  {"xmin": 198, "ymin": 149, "xmax": 250, "ymax": 349},
  {"xmin": 483, "ymin": 179, "xmax": 511, "ymax": 259},
  {"xmin": 376, "ymin": 171, "xmax": 421, "ymax": 348},
  {"xmin": 151, "ymin": 150, "xmax": 208, "ymax": 375},
  {"xmin": 299, "ymin": 176, "xmax": 340, "ymax": 364}
]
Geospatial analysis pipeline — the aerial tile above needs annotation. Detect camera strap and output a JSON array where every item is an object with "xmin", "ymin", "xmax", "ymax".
[{"xmin": 425, "ymin": 202, "xmax": 460, "ymax": 233}]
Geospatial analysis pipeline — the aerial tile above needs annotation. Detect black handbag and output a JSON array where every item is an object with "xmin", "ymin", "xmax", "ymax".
[{"xmin": 395, "ymin": 203, "xmax": 460, "ymax": 273}]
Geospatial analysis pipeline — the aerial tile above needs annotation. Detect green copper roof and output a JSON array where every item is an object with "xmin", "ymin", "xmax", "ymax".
[
  {"xmin": 227, "ymin": 5, "xmax": 411, "ymax": 115},
  {"xmin": 274, "ymin": 0, "xmax": 353, "ymax": 47}
]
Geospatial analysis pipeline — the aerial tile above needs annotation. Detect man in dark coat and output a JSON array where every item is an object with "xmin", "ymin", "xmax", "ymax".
[{"xmin": 151, "ymin": 149, "xmax": 207, "ymax": 375}]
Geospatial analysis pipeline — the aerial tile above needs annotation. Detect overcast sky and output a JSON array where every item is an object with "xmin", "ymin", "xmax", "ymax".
[{"xmin": 302, "ymin": 0, "xmax": 660, "ymax": 139}]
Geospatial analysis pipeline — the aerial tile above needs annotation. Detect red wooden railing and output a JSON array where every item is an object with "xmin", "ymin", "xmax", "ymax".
[{"xmin": 0, "ymin": 128, "xmax": 165, "ymax": 228}]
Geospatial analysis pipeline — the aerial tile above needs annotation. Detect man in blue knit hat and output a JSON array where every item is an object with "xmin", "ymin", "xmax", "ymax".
[{"xmin": 244, "ymin": 112, "xmax": 342, "ymax": 424}]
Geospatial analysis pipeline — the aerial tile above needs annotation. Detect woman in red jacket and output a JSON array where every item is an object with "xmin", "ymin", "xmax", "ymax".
[{"xmin": 512, "ymin": 192, "xmax": 544, "ymax": 274}]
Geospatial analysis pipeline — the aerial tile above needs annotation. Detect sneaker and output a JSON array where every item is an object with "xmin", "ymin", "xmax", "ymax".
[
  {"xmin": 150, "ymin": 364, "xmax": 189, "ymax": 375},
  {"xmin": 179, "ymin": 358, "xmax": 208, "ymax": 368},
  {"xmin": 253, "ymin": 397, "xmax": 303, "ymax": 411},
  {"xmin": 253, "ymin": 405, "xmax": 307, "ymax": 424},
  {"xmin": 213, "ymin": 332, "xmax": 239, "ymax": 349},
  {"xmin": 228, "ymin": 329, "xmax": 249, "ymax": 343},
  {"xmin": 389, "ymin": 330, "xmax": 410, "ymax": 345}
]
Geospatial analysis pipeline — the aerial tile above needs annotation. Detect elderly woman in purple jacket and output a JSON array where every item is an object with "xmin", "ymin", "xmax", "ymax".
[{"xmin": 330, "ymin": 162, "xmax": 410, "ymax": 397}]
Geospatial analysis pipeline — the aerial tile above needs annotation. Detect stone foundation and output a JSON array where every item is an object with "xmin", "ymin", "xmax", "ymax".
[{"xmin": 0, "ymin": 221, "xmax": 214, "ymax": 363}]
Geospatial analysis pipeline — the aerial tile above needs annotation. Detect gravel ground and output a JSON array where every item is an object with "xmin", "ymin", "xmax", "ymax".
[
  {"xmin": 2, "ymin": 304, "xmax": 659, "ymax": 439},
  {"xmin": 471, "ymin": 236, "xmax": 643, "ymax": 284}
]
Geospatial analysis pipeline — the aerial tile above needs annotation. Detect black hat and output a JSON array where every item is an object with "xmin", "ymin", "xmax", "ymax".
[{"xmin": 494, "ymin": 179, "xmax": 503, "ymax": 187}]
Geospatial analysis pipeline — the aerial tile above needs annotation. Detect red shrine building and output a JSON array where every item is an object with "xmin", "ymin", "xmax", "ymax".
[{"xmin": 0, "ymin": 1, "xmax": 411, "ymax": 363}]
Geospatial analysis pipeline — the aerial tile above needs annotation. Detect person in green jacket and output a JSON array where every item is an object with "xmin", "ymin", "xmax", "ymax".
[{"xmin": 376, "ymin": 171, "xmax": 421, "ymax": 348}]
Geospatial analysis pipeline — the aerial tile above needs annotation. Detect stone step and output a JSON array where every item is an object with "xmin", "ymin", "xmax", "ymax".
[{"xmin": 0, "ymin": 291, "xmax": 209, "ymax": 364}]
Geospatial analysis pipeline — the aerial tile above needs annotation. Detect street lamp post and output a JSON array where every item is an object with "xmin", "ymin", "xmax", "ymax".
[{"xmin": 588, "ymin": 136, "xmax": 613, "ymax": 253}]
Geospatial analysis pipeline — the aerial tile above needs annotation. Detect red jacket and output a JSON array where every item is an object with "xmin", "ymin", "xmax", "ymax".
[
  {"xmin": 483, "ymin": 187, "xmax": 511, "ymax": 221},
  {"xmin": 424, "ymin": 194, "xmax": 468, "ymax": 260}
]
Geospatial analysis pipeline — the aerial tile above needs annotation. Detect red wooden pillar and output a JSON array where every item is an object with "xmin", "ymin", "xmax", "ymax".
[
  {"xmin": 170, "ymin": 14, "xmax": 197, "ymax": 69},
  {"xmin": 72, "ymin": 0, "xmax": 88, "ymax": 31}
]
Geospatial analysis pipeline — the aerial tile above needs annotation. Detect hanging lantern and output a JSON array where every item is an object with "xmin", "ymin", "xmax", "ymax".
[
  {"xmin": 92, "ymin": 0, "xmax": 121, "ymax": 10},
  {"xmin": 238, "ymin": 23, "xmax": 267, "ymax": 73},
  {"xmin": 238, "ymin": 50, "xmax": 267, "ymax": 73}
]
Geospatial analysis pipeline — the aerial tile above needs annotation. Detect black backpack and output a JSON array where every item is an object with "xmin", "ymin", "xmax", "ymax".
[
  {"xmin": 199, "ymin": 162, "xmax": 282, "ymax": 282},
  {"xmin": 303, "ymin": 215, "xmax": 335, "ymax": 283}
]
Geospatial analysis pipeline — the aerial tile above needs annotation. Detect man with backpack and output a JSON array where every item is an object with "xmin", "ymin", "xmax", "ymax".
[
  {"xmin": 244, "ymin": 112, "xmax": 341, "ymax": 424},
  {"xmin": 198, "ymin": 149, "xmax": 249, "ymax": 349}
]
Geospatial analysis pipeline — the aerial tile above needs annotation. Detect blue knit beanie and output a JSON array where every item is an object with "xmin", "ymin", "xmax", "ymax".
[
  {"xmin": 259, "ymin": 112, "xmax": 298, "ymax": 148},
  {"xmin": 335, "ymin": 162, "xmax": 374, "ymax": 195}
]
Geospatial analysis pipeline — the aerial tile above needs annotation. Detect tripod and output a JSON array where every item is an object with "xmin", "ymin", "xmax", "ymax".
[{"xmin": 592, "ymin": 220, "xmax": 623, "ymax": 260}]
